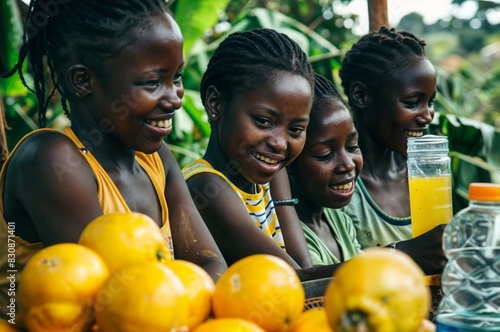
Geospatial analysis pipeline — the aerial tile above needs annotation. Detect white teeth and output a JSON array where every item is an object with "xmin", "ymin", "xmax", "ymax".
[
  {"xmin": 331, "ymin": 181, "xmax": 353, "ymax": 190},
  {"xmin": 146, "ymin": 119, "xmax": 171, "ymax": 128},
  {"xmin": 253, "ymin": 152, "xmax": 278, "ymax": 165},
  {"xmin": 405, "ymin": 131, "xmax": 423, "ymax": 137}
]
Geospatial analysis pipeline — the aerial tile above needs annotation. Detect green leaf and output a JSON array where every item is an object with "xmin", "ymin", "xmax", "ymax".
[
  {"xmin": 430, "ymin": 113, "xmax": 500, "ymax": 212},
  {"xmin": 249, "ymin": 8, "xmax": 341, "ymax": 57},
  {"xmin": 450, "ymin": 151, "xmax": 500, "ymax": 176},
  {"xmin": 0, "ymin": 0, "xmax": 28, "ymax": 97},
  {"xmin": 167, "ymin": 143, "xmax": 203, "ymax": 163},
  {"xmin": 1, "ymin": 0, "xmax": 23, "ymax": 68},
  {"xmin": 174, "ymin": 0, "xmax": 232, "ymax": 62},
  {"xmin": 182, "ymin": 89, "xmax": 211, "ymax": 137}
]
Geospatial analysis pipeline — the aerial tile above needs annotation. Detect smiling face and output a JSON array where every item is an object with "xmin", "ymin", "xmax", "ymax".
[
  {"xmin": 88, "ymin": 13, "xmax": 184, "ymax": 154},
  {"xmin": 213, "ymin": 70, "xmax": 313, "ymax": 188},
  {"xmin": 290, "ymin": 99, "xmax": 363, "ymax": 209},
  {"xmin": 362, "ymin": 57, "xmax": 436, "ymax": 157}
]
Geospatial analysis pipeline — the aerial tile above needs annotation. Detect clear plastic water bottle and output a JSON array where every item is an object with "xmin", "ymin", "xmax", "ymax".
[{"xmin": 436, "ymin": 182, "xmax": 500, "ymax": 331}]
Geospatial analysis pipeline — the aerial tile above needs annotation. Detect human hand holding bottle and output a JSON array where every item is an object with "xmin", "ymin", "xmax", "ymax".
[{"xmin": 396, "ymin": 224, "xmax": 447, "ymax": 276}]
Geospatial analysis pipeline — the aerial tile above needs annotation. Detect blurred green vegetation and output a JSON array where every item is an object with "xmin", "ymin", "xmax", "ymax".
[{"xmin": 1, "ymin": 0, "xmax": 499, "ymax": 208}]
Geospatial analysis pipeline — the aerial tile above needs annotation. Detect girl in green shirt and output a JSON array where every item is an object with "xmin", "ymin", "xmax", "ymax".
[{"xmin": 287, "ymin": 73, "xmax": 363, "ymax": 265}]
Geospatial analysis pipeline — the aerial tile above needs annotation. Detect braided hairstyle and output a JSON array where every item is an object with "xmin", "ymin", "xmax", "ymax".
[
  {"xmin": 1, "ymin": 0, "xmax": 169, "ymax": 127},
  {"xmin": 310, "ymin": 73, "xmax": 347, "ymax": 125},
  {"xmin": 200, "ymin": 28, "xmax": 314, "ymax": 109},
  {"xmin": 339, "ymin": 26, "xmax": 427, "ymax": 107}
]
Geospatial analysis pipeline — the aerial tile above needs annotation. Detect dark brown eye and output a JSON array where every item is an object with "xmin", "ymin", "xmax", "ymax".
[{"xmin": 289, "ymin": 126, "xmax": 305, "ymax": 138}]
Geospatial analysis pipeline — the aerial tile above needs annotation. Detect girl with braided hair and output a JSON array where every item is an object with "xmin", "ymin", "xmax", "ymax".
[
  {"xmin": 0, "ymin": 0, "xmax": 227, "ymax": 315},
  {"xmin": 286, "ymin": 73, "xmax": 364, "ymax": 266},
  {"xmin": 340, "ymin": 27, "xmax": 446, "ymax": 275},
  {"xmin": 182, "ymin": 28, "xmax": 342, "ymax": 280},
  {"xmin": 287, "ymin": 73, "xmax": 441, "ymax": 273}
]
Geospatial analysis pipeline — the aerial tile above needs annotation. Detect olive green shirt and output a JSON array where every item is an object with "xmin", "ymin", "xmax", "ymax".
[{"xmin": 301, "ymin": 208, "xmax": 362, "ymax": 265}]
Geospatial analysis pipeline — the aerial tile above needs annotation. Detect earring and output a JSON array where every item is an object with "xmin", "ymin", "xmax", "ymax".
[
  {"xmin": 75, "ymin": 92, "xmax": 81, "ymax": 97},
  {"xmin": 211, "ymin": 114, "xmax": 216, "ymax": 118}
]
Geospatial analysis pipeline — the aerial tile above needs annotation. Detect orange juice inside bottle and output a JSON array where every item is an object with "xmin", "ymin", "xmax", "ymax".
[{"xmin": 409, "ymin": 175, "xmax": 453, "ymax": 237}]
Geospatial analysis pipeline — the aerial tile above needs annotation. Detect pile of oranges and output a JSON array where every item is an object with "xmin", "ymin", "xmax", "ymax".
[{"xmin": 4, "ymin": 212, "xmax": 435, "ymax": 332}]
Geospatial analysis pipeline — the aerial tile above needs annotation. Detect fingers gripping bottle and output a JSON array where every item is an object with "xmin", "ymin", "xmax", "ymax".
[{"xmin": 436, "ymin": 183, "xmax": 500, "ymax": 331}]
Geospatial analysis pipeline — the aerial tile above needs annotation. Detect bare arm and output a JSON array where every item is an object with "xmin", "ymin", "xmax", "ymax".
[
  {"xmin": 159, "ymin": 144, "xmax": 227, "ymax": 282},
  {"xmin": 296, "ymin": 263, "xmax": 341, "ymax": 281},
  {"xmin": 185, "ymin": 171, "xmax": 306, "ymax": 269},
  {"xmin": 270, "ymin": 169, "xmax": 313, "ymax": 269},
  {"xmin": 5, "ymin": 132, "xmax": 103, "ymax": 245}
]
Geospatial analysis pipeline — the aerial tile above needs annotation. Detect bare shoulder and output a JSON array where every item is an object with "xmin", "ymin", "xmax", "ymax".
[
  {"xmin": 156, "ymin": 141, "xmax": 178, "ymax": 175},
  {"xmin": 184, "ymin": 168, "xmax": 240, "ymax": 218},
  {"xmin": 9, "ymin": 130, "xmax": 84, "ymax": 166},
  {"xmin": 6, "ymin": 130, "xmax": 94, "ymax": 189},
  {"xmin": 185, "ymin": 169, "xmax": 228, "ymax": 194},
  {"xmin": 4, "ymin": 130, "xmax": 104, "ymax": 244}
]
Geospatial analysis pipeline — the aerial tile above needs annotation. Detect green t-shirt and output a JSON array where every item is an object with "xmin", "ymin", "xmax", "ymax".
[
  {"xmin": 342, "ymin": 178, "xmax": 412, "ymax": 249},
  {"xmin": 301, "ymin": 208, "xmax": 362, "ymax": 265}
]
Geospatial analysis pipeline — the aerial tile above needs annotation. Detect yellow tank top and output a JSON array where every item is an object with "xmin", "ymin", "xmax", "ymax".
[
  {"xmin": 182, "ymin": 159, "xmax": 285, "ymax": 250},
  {"xmin": 0, "ymin": 127, "xmax": 172, "ymax": 322}
]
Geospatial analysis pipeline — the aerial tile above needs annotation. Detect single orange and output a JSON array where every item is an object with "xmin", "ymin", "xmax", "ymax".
[
  {"xmin": 192, "ymin": 318, "xmax": 266, "ymax": 332},
  {"xmin": 18, "ymin": 243, "xmax": 109, "ymax": 332},
  {"xmin": 95, "ymin": 261, "xmax": 188, "ymax": 332},
  {"xmin": 418, "ymin": 319, "xmax": 436, "ymax": 332},
  {"xmin": 324, "ymin": 248, "xmax": 430, "ymax": 332},
  {"xmin": 164, "ymin": 260, "xmax": 215, "ymax": 330},
  {"xmin": 291, "ymin": 308, "xmax": 331, "ymax": 332},
  {"xmin": 78, "ymin": 212, "xmax": 172, "ymax": 273},
  {"xmin": 212, "ymin": 254, "xmax": 304, "ymax": 332},
  {"xmin": 0, "ymin": 320, "xmax": 19, "ymax": 332}
]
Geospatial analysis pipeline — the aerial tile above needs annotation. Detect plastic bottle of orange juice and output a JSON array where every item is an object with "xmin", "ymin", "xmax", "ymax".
[{"xmin": 407, "ymin": 135, "xmax": 453, "ymax": 237}]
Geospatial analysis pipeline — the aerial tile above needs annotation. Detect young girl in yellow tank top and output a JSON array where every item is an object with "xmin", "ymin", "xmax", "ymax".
[
  {"xmin": 182, "ymin": 29, "xmax": 342, "ymax": 281},
  {"xmin": 0, "ymin": 0, "xmax": 227, "ymax": 322}
]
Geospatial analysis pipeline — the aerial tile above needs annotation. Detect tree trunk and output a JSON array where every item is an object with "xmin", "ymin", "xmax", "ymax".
[{"xmin": 368, "ymin": 0, "xmax": 389, "ymax": 32}]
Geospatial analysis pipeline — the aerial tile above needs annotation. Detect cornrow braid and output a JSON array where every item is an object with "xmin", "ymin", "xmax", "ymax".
[
  {"xmin": 311, "ymin": 73, "xmax": 346, "ymax": 123},
  {"xmin": 200, "ymin": 28, "xmax": 314, "ymax": 108},
  {"xmin": 314, "ymin": 73, "xmax": 344, "ymax": 103},
  {"xmin": 339, "ymin": 26, "xmax": 427, "ymax": 106},
  {"xmin": 1, "ymin": 0, "xmax": 169, "ymax": 127}
]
